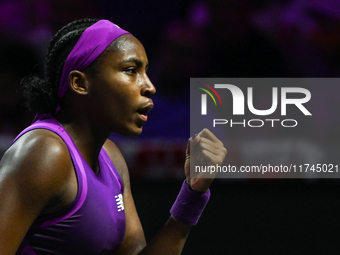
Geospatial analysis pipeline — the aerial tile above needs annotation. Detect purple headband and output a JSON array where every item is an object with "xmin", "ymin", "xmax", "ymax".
[{"xmin": 57, "ymin": 19, "xmax": 130, "ymax": 108}]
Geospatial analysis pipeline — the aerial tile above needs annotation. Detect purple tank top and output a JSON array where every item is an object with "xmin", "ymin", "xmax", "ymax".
[{"xmin": 14, "ymin": 116, "xmax": 126, "ymax": 255}]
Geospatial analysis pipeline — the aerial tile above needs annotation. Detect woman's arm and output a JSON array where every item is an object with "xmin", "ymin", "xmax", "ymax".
[
  {"xmin": 105, "ymin": 128, "xmax": 227, "ymax": 255},
  {"xmin": 0, "ymin": 130, "xmax": 75, "ymax": 255}
]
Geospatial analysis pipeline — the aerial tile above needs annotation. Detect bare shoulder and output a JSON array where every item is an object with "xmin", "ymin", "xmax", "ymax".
[
  {"xmin": 103, "ymin": 139, "xmax": 130, "ymax": 188},
  {"xmin": 2, "ymin": 128, "xmax": 72, "ymax": 177},
  {"xmin": 0, "ymin": 129, "xmax": 76, "ymax": 254},
  {"xmin": 0, "ymin": 128, "xmax": 74, "ymax": 207}
]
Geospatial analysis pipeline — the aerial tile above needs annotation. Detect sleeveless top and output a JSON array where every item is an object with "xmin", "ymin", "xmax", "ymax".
[{"xmin": 14, "ymin": 116, "xmax": 126, "ymax": 255}]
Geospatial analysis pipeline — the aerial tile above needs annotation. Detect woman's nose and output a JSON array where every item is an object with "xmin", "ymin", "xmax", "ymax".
[{"xmin": 141, "ymin": 75, "xmax": 156, "ymax": 98}]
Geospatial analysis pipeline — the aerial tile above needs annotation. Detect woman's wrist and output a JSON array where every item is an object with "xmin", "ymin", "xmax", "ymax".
[{"xmin": 170, "ymin": 180, "xmax": 211, "ymax": 226}]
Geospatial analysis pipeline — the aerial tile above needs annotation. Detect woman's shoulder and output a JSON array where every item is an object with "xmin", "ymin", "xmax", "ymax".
[
  {"xmin": 4, "ymin": 128, "xmax": 71, "ymax": 168},
  {"xmin": 0, "ymin": 128, "xmax": 74, "ymax": 207}
]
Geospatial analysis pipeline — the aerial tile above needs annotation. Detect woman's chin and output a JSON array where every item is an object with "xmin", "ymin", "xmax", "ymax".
[{"xmin": 118, "ymin": 126, "xmax": 143, "ymax": 137}]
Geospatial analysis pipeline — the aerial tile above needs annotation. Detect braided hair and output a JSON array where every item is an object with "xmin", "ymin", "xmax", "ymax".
[{"xmin": 20, "ymin": 18, "xmax": 99, "ymax": 114}]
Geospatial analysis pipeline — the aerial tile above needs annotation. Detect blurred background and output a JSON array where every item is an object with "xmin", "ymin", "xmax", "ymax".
[{"xmin": 1, "ymin": 0, "xmax": 340, "ymax": 254}]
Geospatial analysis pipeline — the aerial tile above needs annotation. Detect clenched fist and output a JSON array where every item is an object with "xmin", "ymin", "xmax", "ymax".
[{"xmin": 184, "ymin": 128, "xmax": 227, "ymax": 193}]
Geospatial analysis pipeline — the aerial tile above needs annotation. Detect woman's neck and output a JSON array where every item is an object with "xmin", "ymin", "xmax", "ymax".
[{"xmin": 55, "ymin": 110, "xmax": 110, "ymax": 173}]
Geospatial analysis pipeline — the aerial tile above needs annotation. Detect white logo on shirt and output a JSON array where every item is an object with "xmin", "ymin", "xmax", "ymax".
[{"xmin": 115, "ymin": 194, "xmax": 124, "ymax": 212}]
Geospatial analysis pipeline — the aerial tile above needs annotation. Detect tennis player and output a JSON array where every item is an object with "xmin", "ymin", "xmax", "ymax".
[{"xmin": 0, "ymin": 19, "xmax": 227, "ymax": 255}]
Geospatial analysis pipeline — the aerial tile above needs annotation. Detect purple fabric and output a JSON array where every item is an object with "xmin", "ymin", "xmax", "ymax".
[
  {"xmin": 58, "ymin": 19, "xmax": 130, "ymax": 102},
  {"xmin": 16, "ymin": 239, "xmax": 37, "ymax": 255},
  {"xmin": 170, "ymin": 180, "xmax": 210, "ymax": 226},
  {"xmin": 14, "ymin": 115, "xmax": 126, "ymax": 255},
  {"xmin": 12, "ymin": 119, "xmax": 88, "ymax": 227}
]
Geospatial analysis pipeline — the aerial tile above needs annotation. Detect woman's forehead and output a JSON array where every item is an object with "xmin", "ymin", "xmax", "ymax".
[
  {"xmin": 107, "ymin": 34, "xmax": 147, "ymax": 62},
  {"xmin": 114, "ymin": 34, "xmax": 144, "ymax": 53}
]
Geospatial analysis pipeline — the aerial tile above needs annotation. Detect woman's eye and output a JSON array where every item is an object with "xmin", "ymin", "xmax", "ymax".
[{"xmin": 125, "ymin": 67, "xmax": 136, "ymax": 74}]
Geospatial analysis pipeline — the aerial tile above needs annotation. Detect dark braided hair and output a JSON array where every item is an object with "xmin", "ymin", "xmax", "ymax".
[{"xmin": 20, "ymin": 18, "xmax": 99, "ymax": 114}]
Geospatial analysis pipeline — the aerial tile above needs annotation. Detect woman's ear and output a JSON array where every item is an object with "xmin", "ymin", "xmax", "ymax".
[{"xmin": 69, "ymin": 70, "xmax": 89, "ymax": 95}]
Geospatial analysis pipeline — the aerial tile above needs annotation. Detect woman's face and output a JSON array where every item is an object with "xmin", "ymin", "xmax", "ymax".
[{"xmin": 86, "ymin": 34, "xmax": 156, "ymax": 137}]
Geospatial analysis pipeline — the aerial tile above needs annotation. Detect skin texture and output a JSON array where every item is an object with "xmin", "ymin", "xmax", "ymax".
[{"xmin": 0, "ymin": 34, "xmax": 227, "ymax": 255}]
